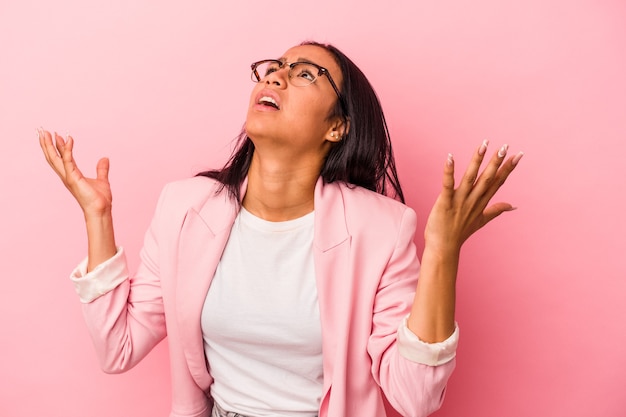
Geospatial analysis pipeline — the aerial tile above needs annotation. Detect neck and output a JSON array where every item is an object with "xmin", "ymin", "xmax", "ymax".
[{"xmin": 242, "ymin": 152, "xmax": 321, "ymax": 222}]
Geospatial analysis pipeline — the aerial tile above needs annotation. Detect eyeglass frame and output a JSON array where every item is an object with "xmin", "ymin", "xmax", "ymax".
[{"xmin": 250, "ymin": 59, "xmax": 348, "ymax": 119}]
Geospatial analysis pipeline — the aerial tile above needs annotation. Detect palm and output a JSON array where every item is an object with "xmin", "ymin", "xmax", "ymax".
[
  {"xmin": 69, "ymin": 166, "xmax": 112, "ymax": 214},
  {"xmin": 39, "ymin": 130, "xmax": 113, "ymax": 216}
]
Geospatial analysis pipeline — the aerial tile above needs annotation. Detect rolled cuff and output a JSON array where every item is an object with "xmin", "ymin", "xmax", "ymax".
[
  {"xmin": 397, "ymin": 315, "xmax": 459, "ymax": 366},
  {"xmin": 70, "ymin": 247, "xmax": 129, "ymax": 303}
]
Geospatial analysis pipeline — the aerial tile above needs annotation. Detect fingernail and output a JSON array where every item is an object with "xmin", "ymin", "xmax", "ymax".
[
  {"xmin": 447, "ymin": 153, "xmax": 454, "ymax": 166},
  {"xmin": 512, "ymin": 151, "xmax": 524, "ymax": 166},
  {"xmin": 478, "ymin": 139, "xmax": 489, "ymax": 156},
  {"xmin": 498, "ymin": 144, "xmax": 509, "ymax": 158},
  {"xmin": 36, "ymin": 127, "xmax": 42, "ymax": 139}
]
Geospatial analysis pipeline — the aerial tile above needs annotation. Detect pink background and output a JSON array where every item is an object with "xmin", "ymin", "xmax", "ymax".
[{"xmin": 1, "ymin": 0, "xmax": 625, "ymax": 416}]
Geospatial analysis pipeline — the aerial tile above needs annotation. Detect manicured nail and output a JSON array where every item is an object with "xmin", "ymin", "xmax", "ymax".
[
  {"xmin": 447, "ymin": 153, "xmax": 454, "ymax": 166},
  {"xmin": 497, "ymin": 144, "xmax": 509, "ymax": 158},
  {"xmin": 36, "ymin": 127, "xmax": 41, "ymax": 139},
  {"xmin": 512, "ymin": 151, "xmax": 524, "ymax": 166},
  {"xmin": 478, "ymin": 140, "xmax": 489, "ymax": 156}
]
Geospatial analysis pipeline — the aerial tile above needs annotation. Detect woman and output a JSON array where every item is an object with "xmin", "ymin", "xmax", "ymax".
[{"xmin": 39, "ymin": 41, "xmax": 522, "ymax": 417}]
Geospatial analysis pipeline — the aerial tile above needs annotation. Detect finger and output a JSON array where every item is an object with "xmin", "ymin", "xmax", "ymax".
[
  {"xmin": 53, "ymin": 131, "xmax": 67, "ymax": 159},
  {"xmin": 441, "ymin": 153, "xmax": 456, "ymax": 199},
  {"xmin": 96, "ymin": 157, "xmax": 110, "ymax": 182},
  {"xmin": 469, "ymin": 144, "xmax": 510, "ymax": 200},
  {"xmin": 482, "ymin": 202, "xmax": 516, "ymax": 224},
  {"xmin": 457, "ymin": 140, "xmax": 490, "ymax": 195},
  {"xmin": 39, "ymin": 128, "xmax": 57, "ymax": 162},
  {"xmin": 54, "ymin": 132, "xmax": 70, "ymax": 168},
  {"xmin": 37, "ymin": 127, "xmax": 44, "ymax": 150},
  {"xmin": 59, "ymin": 133, "xmax": 80, "ymax": 181},
  {"xmin": 40, "ymin": 129, "xmax": 67, "ymax": 176},
  {"xmin": 461, "ymin": 152, "xmax": 523, "ymax": 230},
  {"xmin": 57, "ymin": 133, "xmax": 87, "ymax": 187},
  {"xmin": 38, "ymin": 127, "xmax": 52, "ymax": 162},
  {"xmin": 476, "ymin": 149, "xmax": 524, "ymax": 207}
]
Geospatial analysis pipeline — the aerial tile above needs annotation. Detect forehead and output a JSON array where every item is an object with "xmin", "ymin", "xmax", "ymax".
[{"xmin": 281, "ymin": 45, "xmax": 342, "ymax": 83}]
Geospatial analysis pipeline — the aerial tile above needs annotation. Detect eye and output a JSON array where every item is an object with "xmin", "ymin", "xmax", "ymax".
[
  {"xmin": 292, "ymin": 63, "xmax": 317, "ymax": 82},
  {"xmin": 263, "ymin": 62, "xmax": 281, "ymax": 77}
]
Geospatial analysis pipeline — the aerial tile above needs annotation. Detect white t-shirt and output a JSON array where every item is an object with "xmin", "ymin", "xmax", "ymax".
[{"xmin": 201, "ymin": 207, "xmax": 322, "ymax": 417}]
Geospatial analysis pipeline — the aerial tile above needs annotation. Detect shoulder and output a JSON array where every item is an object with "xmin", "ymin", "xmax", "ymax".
[
  {"xmin": 159, "ymin": 176, "xmax": 224, "ymax": 204},
  {"xmin": 152, "ymin": 176, "xmax": 233, "ymax": 220},
  {"xmin": 325, "ymin": 181, "xmax": 418, "ymax": 237},
  {"xmin": 336, "ymin": 182, "xmax": 415, "ymax": 221}
]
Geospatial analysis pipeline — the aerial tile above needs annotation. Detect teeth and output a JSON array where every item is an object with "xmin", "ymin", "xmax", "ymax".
[{"xmin": 259, "ymin": 96, "xmax": 278, "ymax": 107}]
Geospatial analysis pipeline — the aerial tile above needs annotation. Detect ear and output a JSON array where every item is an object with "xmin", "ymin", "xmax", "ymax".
[{"xmin": 325, "ymin": 117, "xmax": 351, "ymax": 143}]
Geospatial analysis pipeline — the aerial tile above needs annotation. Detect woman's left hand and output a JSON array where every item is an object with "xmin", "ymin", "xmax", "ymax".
[{"xmin": 424, "ymin": 141, "xmax": 523, "ymax": 253}]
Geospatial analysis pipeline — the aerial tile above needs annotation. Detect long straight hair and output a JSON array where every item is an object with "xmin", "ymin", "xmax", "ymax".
[{"xmin": 197, "ymin": 41, "xmax": 405, "ymax": 204}]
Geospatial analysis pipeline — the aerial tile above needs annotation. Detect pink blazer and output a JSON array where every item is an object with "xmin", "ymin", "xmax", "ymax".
[{"xmin": 77, "ymin": 176, "xmax": 455, "ymax": 417}]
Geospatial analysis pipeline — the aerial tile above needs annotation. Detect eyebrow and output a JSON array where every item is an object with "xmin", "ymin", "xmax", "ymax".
[
  {"xmin": 296, "ymin": 57, "xmax": 316, "ymax": 65},
  {"xmin": 277, "ymin": 57, "xmax": 319, "ymax": 66}
]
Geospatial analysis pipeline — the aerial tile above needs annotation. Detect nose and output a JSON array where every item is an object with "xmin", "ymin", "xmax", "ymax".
[{"xmin": 265, "ymin": 66, "xmax": 288, "ymax": 88}]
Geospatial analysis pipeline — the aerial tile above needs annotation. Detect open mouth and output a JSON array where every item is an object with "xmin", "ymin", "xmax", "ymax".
[{"xmin": 258, "ymin": 96, "xmax": 279, "ymax": 109}]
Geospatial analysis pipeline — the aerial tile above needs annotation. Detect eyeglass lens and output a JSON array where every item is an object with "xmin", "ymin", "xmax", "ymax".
[{"xmin": 253, "ymin": 61, "xmax": 320, "ymax": 86}]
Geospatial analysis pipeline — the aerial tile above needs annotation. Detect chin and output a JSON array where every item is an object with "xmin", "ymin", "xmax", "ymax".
[
  {"xmin": 245, "ymin": 114, "xmax": 278, "ymax": 140},
  {"xmin": 244, "ymin": 122, "xmax": 271, "ymax": 144}
]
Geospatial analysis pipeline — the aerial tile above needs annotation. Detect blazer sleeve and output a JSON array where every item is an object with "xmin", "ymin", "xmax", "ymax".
[
  {"xmin": 69, "ymin": 186, "xmax": 170, "ymax": 373},
  {"xmin": 367, "ymin": 206, "xmax": 457, "ymax": 417}
]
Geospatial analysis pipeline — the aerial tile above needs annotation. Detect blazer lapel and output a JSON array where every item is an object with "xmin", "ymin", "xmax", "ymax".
[
  {"xmin": 175, "ymin": 185, "xmax": 242, "ymax": 390},
  {"xmin": 313, "ymin": 179, "xmax": 352, "ymax": 406}
]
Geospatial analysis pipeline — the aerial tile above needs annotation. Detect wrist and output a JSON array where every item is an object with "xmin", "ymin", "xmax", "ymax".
[
  {"xmin": 83, "ymin": 206, "xmax": 112, "ymax": 222},
  {"xmin": 84, "ymin": 211, "xmax": 117, "ymax": 272},
  {"xmin": 423, "ymin": 240, "xmax": 461, "ymax": 260}
]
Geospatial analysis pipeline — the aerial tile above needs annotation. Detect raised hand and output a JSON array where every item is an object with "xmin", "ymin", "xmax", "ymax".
[
  {"xmin": 424, "ymin": 140, "xmax": 523, "ymax": 253},
  {"xmin": 38, "ymin": 128, "xmax": 113, "ymax": 217},
  {"xmin": 408, "ymin": 141, "xmax": 523, "ymax": 343},
  {"xmin": 38, "ymin": 128, "xmax": 117, "ymax": 270}
]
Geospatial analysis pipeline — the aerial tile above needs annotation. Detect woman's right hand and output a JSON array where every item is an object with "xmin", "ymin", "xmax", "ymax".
[
  {"xmin": 39, "ymin": 128, "xmax": 113, "ymax": 218},
  {"xmin": 39, "ymin": 128, "xmax": 118, "ymax": 270}
]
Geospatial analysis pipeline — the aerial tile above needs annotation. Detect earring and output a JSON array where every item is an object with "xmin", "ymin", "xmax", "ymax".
[{"xmin": 330, "ymin": 132, "xmax": 336, "ymax": 138}]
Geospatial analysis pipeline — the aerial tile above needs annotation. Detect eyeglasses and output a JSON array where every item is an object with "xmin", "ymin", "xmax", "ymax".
[{"xmin": 251, "ymin": 59, "xmax": 347, "ymax": 117}]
